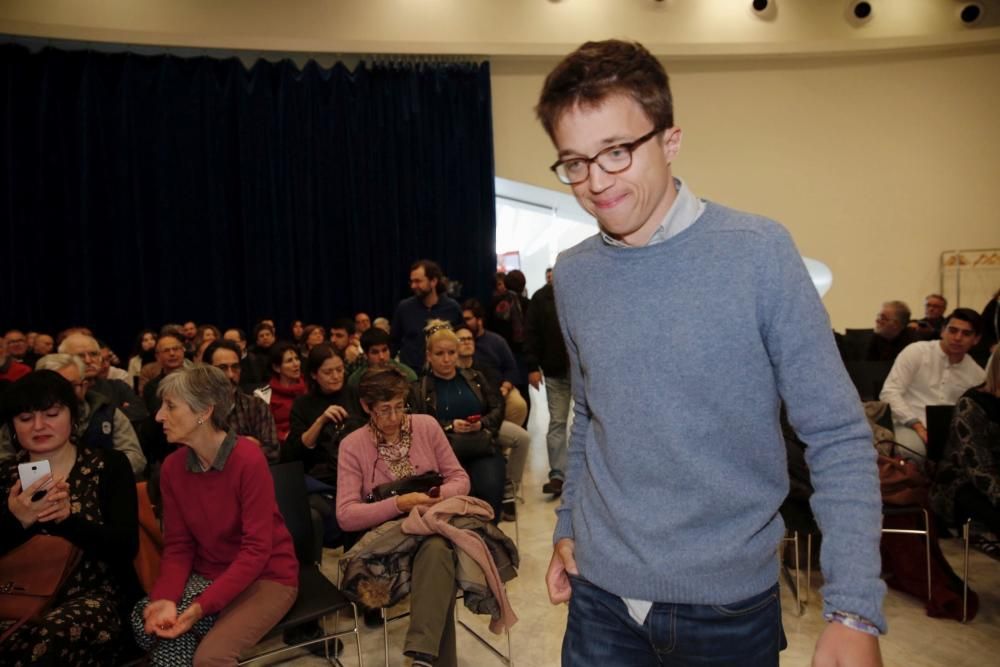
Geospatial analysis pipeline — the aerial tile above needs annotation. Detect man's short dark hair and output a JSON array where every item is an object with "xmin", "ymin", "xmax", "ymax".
[
  {"xmin": 462, "ymin": 298, "xmax": 486, "ymax": 321},
  {"xmin": 252, "ymin": 322, "xmax": 275, "ymax": 341},
  {"xmin": 411, "ymin": 259, "xmax": 447, "ymax": 294},
  {"xmin": 226, "ymin": 328, "xmax": 247, "ymax": 343},
  {"xmin": 330, "ymin": 317, "xmax": 354, "ymax": 335},
  {"xmin": 204, "ymin": 339, "xmax": 243, "ymax": 364},
  {"xmin": 536, "ymin": 40, "xmax": 673, "ymax": 140},
  {"xmin": 944, "ymin": 308, "xmax": 983, "ymax": 336},
  {"xmin": 504, "ymin": 270, "xmax": 526, "ymax": 295},
  {"xmin": 360, "ymin": 327, "xmax": 391, "ymax": 353}
]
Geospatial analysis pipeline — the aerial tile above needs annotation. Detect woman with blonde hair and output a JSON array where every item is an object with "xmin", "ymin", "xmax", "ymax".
[{"xmin": 410, "ymin": 320, "xmax": 507, "ymax": 521}]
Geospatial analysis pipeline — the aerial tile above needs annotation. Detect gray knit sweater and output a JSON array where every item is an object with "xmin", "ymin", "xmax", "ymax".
[{"xmin": 553, "ymin": 201, "xmax": 886, "ymax": 631}]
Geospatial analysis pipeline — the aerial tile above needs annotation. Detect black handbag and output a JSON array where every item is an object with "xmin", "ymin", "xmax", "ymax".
[
  {"xmin": 366, "ymin": 471, "xmax": 445, "ymax": 503},
  {"xmin": 447, "ymin": 430, "xmax": 494, "ymax": 461}
]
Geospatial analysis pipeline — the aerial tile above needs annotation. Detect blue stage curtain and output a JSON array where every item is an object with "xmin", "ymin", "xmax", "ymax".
[{"xmin": 0, "ymin": 44, "xmax": 496, "ymax": 352}]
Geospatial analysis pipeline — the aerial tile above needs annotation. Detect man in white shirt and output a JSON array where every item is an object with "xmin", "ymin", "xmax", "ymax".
[{"xmin": 880, "ymin": 308, "xmax": 985, "ymax": 458}]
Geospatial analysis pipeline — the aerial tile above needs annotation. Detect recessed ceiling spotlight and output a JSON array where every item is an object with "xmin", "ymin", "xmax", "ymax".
[
  {"xmin": 852, "ymin": 1, "xmax": 873, "ymax": 21},
  {"xmin": 752, "ymin": 0, "xmax": 769, "ymax": 11},
  {"xmin": 960, "ymin": 3, "xmax": 983, "ymax": 25}
]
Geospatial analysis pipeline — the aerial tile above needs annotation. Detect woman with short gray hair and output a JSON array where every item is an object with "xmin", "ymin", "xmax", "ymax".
[{"xmin": 132, "ymin": 365, "xmax": 298, "ymax": 666}]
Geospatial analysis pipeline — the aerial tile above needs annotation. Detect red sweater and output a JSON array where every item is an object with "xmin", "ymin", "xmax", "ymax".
[
  {"xmin": 152, "ymin": 437, "xmax": 298, "ymax": 615},
  {"xmin": 268, "ymin": 377, "xmax": 307, "ymax": 442}
]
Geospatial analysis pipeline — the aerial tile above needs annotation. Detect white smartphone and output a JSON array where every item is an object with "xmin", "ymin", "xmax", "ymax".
[{"xmin": 18, "ymin": 460, "xmax": 52, "ymax": 496}]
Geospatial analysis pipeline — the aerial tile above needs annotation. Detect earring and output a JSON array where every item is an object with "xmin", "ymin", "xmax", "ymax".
[{"xmin": 197, "ymin": 418, "xmax": 204, "ymax": 425}]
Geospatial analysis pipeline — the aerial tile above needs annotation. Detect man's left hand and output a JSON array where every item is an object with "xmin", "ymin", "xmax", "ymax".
[{"xmin": 813, "ymin": 622, "xmax": 882, "ymax": 667}]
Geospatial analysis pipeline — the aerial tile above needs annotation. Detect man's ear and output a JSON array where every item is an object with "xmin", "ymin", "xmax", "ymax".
[{"xmin": 662, "ymin": 126, "xmax": 682, "ymax": 164}]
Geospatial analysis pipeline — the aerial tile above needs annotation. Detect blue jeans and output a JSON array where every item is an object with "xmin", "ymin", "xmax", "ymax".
[
  {"xmin": 544, "ymin": 375, "xmax": 571, "ymax": 480},
  {"xmin": 563, "ymin": 575, "xmax": 785, "ymax": 666}
]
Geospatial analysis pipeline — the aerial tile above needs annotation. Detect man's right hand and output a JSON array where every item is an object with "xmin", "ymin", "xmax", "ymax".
[
  {"xmin": 546, "ymin": 538, "xmax": 578, "ymax": 604},
  {"xmin": 528, "ymin": 371, "xmax": 543, "ymax": 390}
]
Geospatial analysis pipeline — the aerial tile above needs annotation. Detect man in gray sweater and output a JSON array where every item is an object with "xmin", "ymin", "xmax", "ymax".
[{"xmin": 537, "ymin": 40, "xmax": 885, "ymax": 666}]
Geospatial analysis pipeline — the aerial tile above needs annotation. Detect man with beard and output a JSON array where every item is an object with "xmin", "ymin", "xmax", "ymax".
[
  {"xmin": 391, "ymin": 259, "xmax": 463, "ymax": 370},
  {"xmin": 204, "ymin": 339, "xmax": 279, "ymax": 463}
]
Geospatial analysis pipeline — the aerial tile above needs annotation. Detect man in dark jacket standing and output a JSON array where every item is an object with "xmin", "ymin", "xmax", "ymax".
[{"xmin": 524, "ymin": 280, "xmax": 570, "ymax": 496}]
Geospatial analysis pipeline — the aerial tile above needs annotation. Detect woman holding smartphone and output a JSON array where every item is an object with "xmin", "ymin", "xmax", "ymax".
[
  {"xmin": 0, "ymin": 370, "xmax": 141, "ymax": 665},
  {"xmin": 410, "ymin": 320, "xmax": 507, "ymax": 521}
]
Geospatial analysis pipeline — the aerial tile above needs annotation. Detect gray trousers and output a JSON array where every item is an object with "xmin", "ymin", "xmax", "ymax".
[
  {"xmin": 545, "ymin": 376, "xmax": 571, "ymax": 480},
  {"xmin": 406, "ymin": 536, "xmax": 458, "ymax": 667}
]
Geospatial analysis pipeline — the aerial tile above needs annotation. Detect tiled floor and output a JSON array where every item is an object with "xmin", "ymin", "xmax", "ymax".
[{"xmin": 253, "ymin": 387, "xmax": 1000, "ymax": 666}]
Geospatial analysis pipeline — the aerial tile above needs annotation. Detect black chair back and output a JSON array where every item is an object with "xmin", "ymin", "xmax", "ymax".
[
  {"xmin": 925, "ymin": 404, "xmax": 955, "ymax": 463},
  {"xmin": 844, "ymin": 360, "xmax": 893, "ymax": 401},
  {"xmin": 269, "ymin": 461, "xmax": 315, "ymax": 566}
]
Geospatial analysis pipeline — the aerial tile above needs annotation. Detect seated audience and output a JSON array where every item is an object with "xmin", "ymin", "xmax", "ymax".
[
  {"xmin": 137, "ymin": 326, "xmax": 191, "ymax": 395},
  {"xmin": 133, "ymin": 365, "xmax": 297, "ymax": 665},
  {"xmin": 336, "ymin": 367, "xmax": 470, "ymax": 667},
  {"xmin": 265, "ymin": 341, "xmax": 307, "ymax": 443},
  {"xmin": 29, "ymin": 332, "xmax": 54, "ymax": 366},
  {"xmin": 329, "ymin": 317, "xmax": 363, "ymax": 373},
  {"xmin": 0, "ymin": 370, "xmax": 141, "ymax": 665},
  {"xmin": 867, "ymin": 300, "xmax": 917, "ymax": 362},
  {"xmin": 909, "ymin": 293, "xmax": 948, "ymax": 341},
  {"xmin": 249, "ymin": 321, "xmax": 277, "ymax": 383},
  {"xmin": 0, "ymin": 336, "xmax": 31, "ymax": 383},
  {"xmin": 141, "ymin": 334, "xmax": 189, "ymax": 412},
  {"xmin": 127, "ymin": 329, "xmax": 158, "ymax": 389},
  {"xmin": 461, "ymin": 301, "xmax": 528, "ymax": 426},
  {"xmin": 410, "ymin": 321, "xmax": 507, "ymax": 521},
  {"xmin": 373, "ymin": 317, "xmax": 391, "ymax": 334},
  {"xmin": 285, "ymin": 344, "xmax": 365, "ymax": 550},
  {"xmin": 348, "ymin": 327, "xmax": 418, "ymax": 391},
  {"xmin": 223, "ymin": 327, "xmax": 266, "ymax": 391},
  {"xmin": 0, "ymin": 354, "xmax": 147, "ymax": 477},
  {"xmin": 455, "ymin": 326, "xmax": 531, "ymax": 518},
  {"xmin": 931, "ymin": 351, "xmax": 1000, "ymax": 549},
  {"xmin": 191, "ymin": 324, "xmax": 221, "ymax": 363},
  {"xmin": 300, "ymin": 323, "xmax": 327, "ymax": 355},
  {"xmin": 61, "ymin": 332, "xmax": 148, "ymax": 426},
  {"xmin": 880, "ymin": 308, "xmax": 985, "ymax": 459},
  {"xmin": 3, "ymin": 329, "xmax": 29, "ymax": 364},
  {"xmin": 290, "ymin": 319, "xmax": 304, "ymax": 344},
  {"xmin": 354, "ymin": 312, "xmax": 371, "ymax": 334},
  {"xmin": 204, "ymin": 340, "xmax": 280, "ymax": 463},
  {"xmin": 98, "ymin": 340, "xmax": 130, "ymax": 383}
]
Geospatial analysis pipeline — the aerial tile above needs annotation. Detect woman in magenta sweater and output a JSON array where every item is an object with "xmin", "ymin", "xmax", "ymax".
[
  {"xmin": 133, "ymin": 365, "xmax": 298, "ymax": 666},
  {"xmin": 337, "ymin": 367, "xmax": 470, "ymax": 667}
]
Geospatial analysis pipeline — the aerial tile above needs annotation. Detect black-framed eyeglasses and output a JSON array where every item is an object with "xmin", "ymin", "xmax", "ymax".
[{"xmin": 550, "ymin": 127, "xmax": 663, "ymax": 185}]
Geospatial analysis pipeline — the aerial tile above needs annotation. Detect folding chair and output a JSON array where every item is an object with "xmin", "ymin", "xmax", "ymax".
[{"xmin": 238, "ymin": 462, "xmax": 364, "ymax": 666}]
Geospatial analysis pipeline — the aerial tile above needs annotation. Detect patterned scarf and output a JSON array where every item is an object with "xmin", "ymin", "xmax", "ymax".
[{"xmin": 370, "ymin": 415, "xmax": 415, "ymax": 480}]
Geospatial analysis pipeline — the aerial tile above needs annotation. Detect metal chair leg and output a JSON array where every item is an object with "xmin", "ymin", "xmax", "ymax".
[
  {"xmin": 962, "ymin": 519, "xmax": 971, "ymax": 623},
  {"xmin": 922, "ymin": 508, "xmax": 932, "ymax": 601},
  {"xmin": 382, "ymin": 608, "xmax": 390, "ymax": 667}
]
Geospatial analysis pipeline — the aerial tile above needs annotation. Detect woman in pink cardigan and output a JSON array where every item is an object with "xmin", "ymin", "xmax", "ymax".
[{"xmin": 337, "ymin": 367, "xmax": 470, "ymax": 667}]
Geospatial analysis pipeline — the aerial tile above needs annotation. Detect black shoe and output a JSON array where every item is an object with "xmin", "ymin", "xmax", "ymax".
[
  {"xmin": 501, "ymin": 499, "xmax": 517, "ymax": 522},
  {"xmin": 364, "ymin": 607, "xmax": 386, "ymax": 628},
  {"xmin": 542, "ymin": 478, "xmax": 563, "ymax": 496}
]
